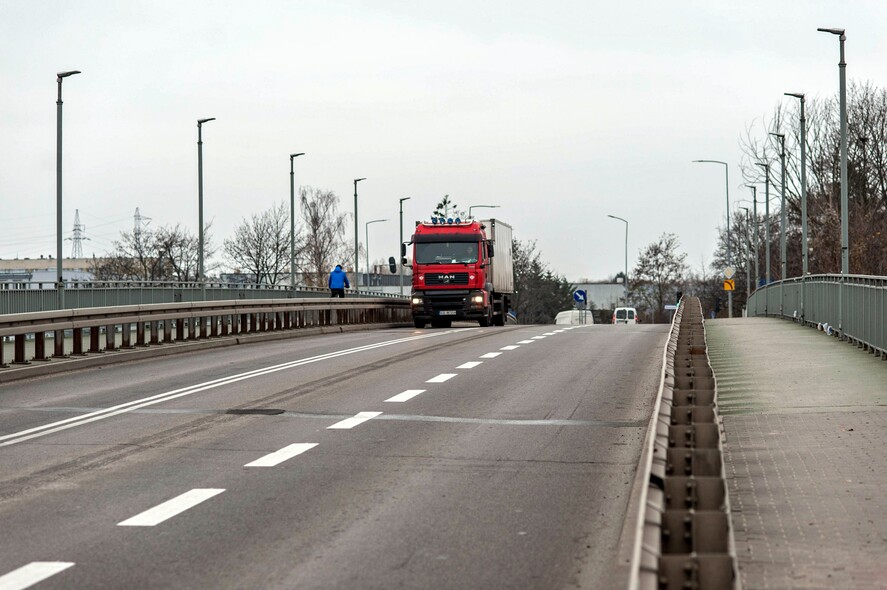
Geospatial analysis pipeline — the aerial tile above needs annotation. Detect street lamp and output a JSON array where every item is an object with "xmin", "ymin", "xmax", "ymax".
[
  {"xmin": 692, "ymin": 159, "xmax": 732, "ymax": 317},
  {"xmin": 818, "ymin": 28, "xmax": 848, "ymax": 275},
  {"xmin": 607, "ymin": 215, "xmax": 629, "ymax": 304},
  {"xmin": 399, "ymin": 197, "xmax": 411, "ymax": 296},
  {"xmin": 365, "ymin": 219, "xmax": 388, "ymax": 291},
  {"xmin": 739, "ymin": 206, "xmax": 752, "ymax": 305},
  {"xmin": 353, "ymin": 178, "xmax": 366, "ymax": 293},
  {"xmin": 770, "ymin": 132, "xmax": 787, "ymax": 316},
  {"xmin": 756, "ymin": 162, "xmax": 772, "ymax": 290},
  {"xmin": 197, "ymin": 117, "xmax": 216, "ymax": 295},
  {"xmin": 56, "ymin": 69, "xmax": 81, "ymax": 310},
  {"xmin": 289, "ymin": 152, "xmax": 305, "ymax": 296},
  {"xmin": 743, "ymin": 184, "xmax": 760, "ymax": 290},
  {"xmin": 785, "ymin": 93, "xmax": 808, "ymax": 280},
  {"xmin": 818, "ymin": 27, "xmax": 848, "ymax": 336},
  {"xmin": 468, "ymin": 204, "xmax": 500, "ymax": 218}
]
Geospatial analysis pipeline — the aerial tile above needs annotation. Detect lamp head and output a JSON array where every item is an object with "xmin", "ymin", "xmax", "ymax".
[
  {"xmin": 769, "ymin": 132, "xmax": 785, "ymax": 139},
  {"xmin": 198, "ymin": 117, "xmax": 216, "ymax": 125},
  {"xmin": 400, "ymin": 196, "xmax": 411, "ymax": 203},
  {"xmin": 355, "ymin": 177, "xmax": 366, "ymax": 183},
  {"xmin": 784, "ymin": 92, "xmax": 805, "ymax": 100},
  {"xmin": 817, "ymin": 27, "xmax": 845, "ymax": 36},
  {"xmin": 57, "ymin": 70, "xmax": 81, "ymax": 79}
]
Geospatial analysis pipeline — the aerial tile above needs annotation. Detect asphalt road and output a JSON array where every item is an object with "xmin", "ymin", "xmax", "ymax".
[{"xmin": 0, "ymin": 323, "xmax": 668, "ymax": 590}]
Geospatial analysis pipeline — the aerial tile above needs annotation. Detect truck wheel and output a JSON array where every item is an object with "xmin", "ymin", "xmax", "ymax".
[
  {"xmin": 430, "ymin": 319, "xmax": 445, "ymax": 328},
  {"xmin": 478, "ymin": 317, "xmax": 489, "ymax": 327},
  {"xmin": 413, "ymin": 318, "xmax": 427, "ymax": 329},
  {"xmin": 493, "ymin": 313, "xmax": 505, "ymax": 326}
]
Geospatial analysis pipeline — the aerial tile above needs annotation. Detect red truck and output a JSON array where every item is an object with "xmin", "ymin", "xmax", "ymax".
[{"xmin": 405, "ymin": 218, "xmax": 514, "ymax": 328}]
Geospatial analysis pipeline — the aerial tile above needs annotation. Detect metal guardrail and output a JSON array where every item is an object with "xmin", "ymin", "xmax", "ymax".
[
  {"xmin": 629, "ymin": 296, "xmax": 739, "ymax": 590},
  {"xmin": 747, "ymin": 274, "xmax": 887, "ymax": 357},
  {"xmin": 0, "ymin": 281, "xmax": 403, "ymax": 315},
  {"xmin": 0, "ymin": 298, "xmax": 410, "ymax": 369}
]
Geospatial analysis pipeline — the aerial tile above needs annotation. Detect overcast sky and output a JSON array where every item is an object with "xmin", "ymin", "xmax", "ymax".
[{"xmin": 2, "ymin": 1, "xmax": 885, "ymax": 280}]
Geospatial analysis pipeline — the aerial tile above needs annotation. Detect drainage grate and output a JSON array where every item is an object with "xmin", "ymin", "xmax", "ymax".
[{"xmin": 225, "ymin": 408, "xmax": 285, "ymax": 415}]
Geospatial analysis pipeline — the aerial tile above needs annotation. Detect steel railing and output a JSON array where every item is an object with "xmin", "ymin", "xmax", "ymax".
[
  {"xmin": 0, "ymin": 281, "xmax": 403, "ymax": 315},
  {"xmin": 0, "ymin": 298, "xmax": 410, "ymax": 369},
  {"xmin": 747, "ymin": 274, "xmax": 887, "ymax": 357}
]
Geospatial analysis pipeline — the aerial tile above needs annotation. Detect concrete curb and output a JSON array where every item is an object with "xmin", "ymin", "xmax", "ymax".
[{"xmin": 0, "ymin": 323, "xmax": 411, "ymax": 385}]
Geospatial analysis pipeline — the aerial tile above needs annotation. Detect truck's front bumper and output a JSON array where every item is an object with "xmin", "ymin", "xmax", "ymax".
[{"xmin": 411, "ymin": 290, "xmax": 486, "ymax": 320}]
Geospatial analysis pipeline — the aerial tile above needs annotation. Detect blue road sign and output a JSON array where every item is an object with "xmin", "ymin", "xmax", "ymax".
[{"xmin": 573, "ymin": 290, "xmax": 586, "ymax": 303}]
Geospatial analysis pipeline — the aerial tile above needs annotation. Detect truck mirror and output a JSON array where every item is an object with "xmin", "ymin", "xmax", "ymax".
[
  {"xmin": 488, "ymin": 243, "xmax": 495, "ymax": 258},
  {"xmin": 400, "ymin": 243, "xmax": 407, "ymax": 257},
  {"xmin": 402, "ymin": 257, "xmax": 411, "ymax": 268},
  {"xmin": 388, "ymin": 257, "xmax": 397, "ymax": 274}
]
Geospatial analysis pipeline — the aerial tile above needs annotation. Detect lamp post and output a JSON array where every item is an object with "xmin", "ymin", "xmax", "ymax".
[
  {"xmin": 785, "ymin": 93, "xmax": 808, "ymax": 279},
  {"xmin": 399, "ymin": 197, "xmax": 411, "ymax": 296},
  {"xmin": 692, "ymin": 159, "xmax": 732, "ymax": 317},
  {"xmin": 607, "ymin": 215, "xmax": 629, "ymax": 304},
  {"xmin": 289, "ymin": 153, "xmax": 305, "ymax": 296},
  {"xmin": 756, "ymin": 162, "xmax": 772, "ymax": 291},
  {"xmin": 197, "ymin": 117, "xmax": 215, "ymax": 297},
  {"xmin": 818, "ymin": 27, "xmax": 848, "ymax": 335},
  {"xmin": 739, "ymin": 206, "xmax": 752, "ymax": 305},
  {"xmin": 365, "ymin": 219, "xmax": 388, "ymax": 291},
  {"xmin": 468, "ymin": 204, "xmax": 500, "ymax": 218},
  {"xmin": 770, "ymin": 132, "xmax": 787, "ymax": 316},
  {"xmin": 56, "ymin": 70, "xmax": 81, "ymax": 310},
  {"xmin": 744, "ymin": 185, "xmax": 760, "ymax": 290},
  {"xmin": 353, "ymin": 178, "xmax": 366, "ymax": 292}
]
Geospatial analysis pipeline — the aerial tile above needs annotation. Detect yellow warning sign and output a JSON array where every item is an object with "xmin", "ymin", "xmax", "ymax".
[{"xmin": 723, "ymin": 279, "xmax": 735, "ymax": 291}]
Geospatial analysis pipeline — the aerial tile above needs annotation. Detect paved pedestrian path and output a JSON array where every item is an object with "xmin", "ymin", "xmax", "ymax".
[{"xmin": 706, "ymin": 318, "xmax": 886, "ymax": 589}]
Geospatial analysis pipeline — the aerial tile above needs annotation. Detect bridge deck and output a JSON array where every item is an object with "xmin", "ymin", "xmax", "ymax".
[{"xmin": 707, "ymin": 317, "xmax": 886, "ymax": 589}]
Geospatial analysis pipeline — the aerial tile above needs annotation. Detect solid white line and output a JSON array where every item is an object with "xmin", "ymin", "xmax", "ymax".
[
  {"xmin": 517, "ymin": 340, "xmax": 535, "ymax": 344},
  {"xmin": 456, "ymin": 361, "xmax": 483, "ymax": 369},
  {"xmin": 244, "ymin": 443, "xmax": 317, "ymax": 467},
  {"xmin": 479, "ymin": 352, "xmax": 501, "ymax": 358},
  {"xmin": 499, "ymin": 345, "xmax": 520, "ymax": 350},
  {"xmin": 385, "ymin": 389, "xmax": 426, "ymax": 403},
  {"xmin": 0, "ymin": 331, "xmax": 457, "ymax": 447},
  {"xmin": 531, "ymin": 336, "xmax": 546, "ymax": 340},
  {"xmin": 118, "ymin": 489, "xmax": 225, "ymax": 527},
  {"xmin": 327, "ymin": 411, "xmax": 382, "ymax": 429},
  {"xmin": 426, "ymin": 373, "xmax": 457, "ymax": 383},
  {"xmin": 0, "ymin": 562, "xmax": 75, "ymax": 590}
]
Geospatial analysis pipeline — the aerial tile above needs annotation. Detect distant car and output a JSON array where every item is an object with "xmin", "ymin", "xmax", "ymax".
[
  {"xmin": 612, "ymin": 307, "xmax": 638, "ymax": 324},
  {"xmin": 554, "ymin": 309, "xmax": 594, "ymax": 325}
]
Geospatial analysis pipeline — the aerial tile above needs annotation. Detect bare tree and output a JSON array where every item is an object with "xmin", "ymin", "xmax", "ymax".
[
  {"xmin": 298, "ymin": 187, "xmax": 350, "ymax": 287},
  {"xmin": 224, "ymin": 202, "xmax": 290, "ymax": 285},
  {"xmin": 630, "ymin": 233, "xmax": 688, "ymax": 323}
]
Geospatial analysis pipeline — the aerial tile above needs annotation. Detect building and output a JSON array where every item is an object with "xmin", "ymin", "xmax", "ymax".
[{"xmin": 0, "ymin": 257, "xmax": 95, "ymax": 288}]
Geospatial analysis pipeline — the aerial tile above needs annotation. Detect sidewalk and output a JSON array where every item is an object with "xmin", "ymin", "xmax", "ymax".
[{"xmin": 706, "ymin": 318, "xmax": 887, "ymax": 589}]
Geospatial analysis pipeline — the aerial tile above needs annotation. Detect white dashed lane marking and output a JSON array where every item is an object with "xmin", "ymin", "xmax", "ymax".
[
  {"xmin": 118, "ymin": 489, "xmax": 225, "ymax": 527},
  {"xmin": 457, "ymin": 361, "xmax": 483, "ymax": 369},
  {"xmin": 543, "ymin": 332, "xmax": 557, "ymax": 336},
  {"xmin": 327, "ymin": 411, "xmax": 382, "ymax": 429},
  {"xmin": 517, "ymin": 340, "xmax": 535, "ymax": 344},
  {"xmin": 531, "ymin": 336, "xmax": 546, "ymax": 340},
  {"xmin": 499, "ymin": 345, "xmax": 519, "ymax": 351},
  {"xmin": 426, "ymin": 373, "xmax": 457, "ymax": 383},
  {"xmin": 385, "ymin": 390, "xmax": 426, "ymax": 403},
  {"xmin": 244, "ymin": 443, "xmax": 317, "ymax": 467},
  {"xmin": 0, "ymin": 562, "xmax": 75, "ymax": 590},
  {"xmin": 479, "ymin": 352, "xmax": 501, "ymax": 359}
]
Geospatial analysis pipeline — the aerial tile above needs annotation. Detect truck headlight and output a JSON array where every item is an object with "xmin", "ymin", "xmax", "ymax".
[
  {"xmin": 472, "ymin": 294, "xmax": 484, "ymax": 304},
  {"xmin": 411, "ymin": 297, "xmax": 423, "ymax": 306}
]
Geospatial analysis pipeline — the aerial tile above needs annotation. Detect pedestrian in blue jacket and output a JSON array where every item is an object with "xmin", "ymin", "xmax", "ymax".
[{"xmin": 329, "ymin": 264, "xmax": 350, "ymax": 298}]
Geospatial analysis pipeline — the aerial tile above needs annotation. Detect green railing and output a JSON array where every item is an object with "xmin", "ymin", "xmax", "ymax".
[{"xmin": 747, "ymin": 274, "xmax": 887, "ymax": 357}]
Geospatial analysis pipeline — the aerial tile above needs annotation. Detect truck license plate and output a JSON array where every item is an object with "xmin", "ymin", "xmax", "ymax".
[{"xmin": 439, "ymin": 310, "xmax": 457, "ymax": 316}]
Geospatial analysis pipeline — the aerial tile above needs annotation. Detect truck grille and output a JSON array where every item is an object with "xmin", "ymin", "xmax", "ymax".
[{"xmin": 425, "ymin": 272, "xmax": 469, "ymax": 286}]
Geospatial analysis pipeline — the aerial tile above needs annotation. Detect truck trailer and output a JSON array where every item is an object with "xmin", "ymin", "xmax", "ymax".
[{"xmin": 405, "ymin": 218, "xmax": 514, "ymax": 328}]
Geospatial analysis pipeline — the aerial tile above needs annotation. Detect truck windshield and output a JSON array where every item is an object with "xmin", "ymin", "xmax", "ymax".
[{"xmin": 415, "ymin": 242, "xmax": 478, "ymax": 264}]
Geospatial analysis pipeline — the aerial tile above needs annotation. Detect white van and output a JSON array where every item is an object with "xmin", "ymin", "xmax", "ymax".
[
  {"xmin": 612, "ymin": 307, "xmax": 638, "ymax": 324},
  {"xmin": 554, "ymin": 310, "xmax": 594, "ymax": 325}
]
